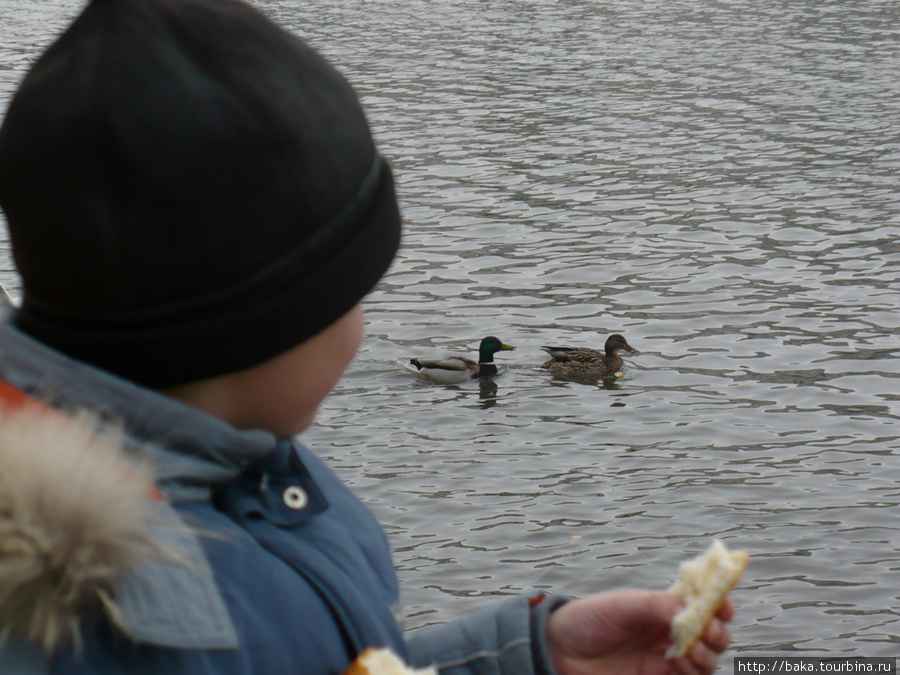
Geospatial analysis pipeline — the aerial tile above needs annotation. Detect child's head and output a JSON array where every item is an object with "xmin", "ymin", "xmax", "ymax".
[
  {"xmin": 162, "ymin": 303, "xmax": 365, "ymax": 436},
  {"xmin": 0, "ymin": 0, "xmax": 401, "ymax": 423}
]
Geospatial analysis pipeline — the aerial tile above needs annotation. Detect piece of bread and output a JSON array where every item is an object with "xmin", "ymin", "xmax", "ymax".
[
  {"xmin": 343, "ymin": 647, "xmax": 437, "ymax": 675},
  {"xmin": 665, "ymin": 539, "xmax": 748, "ymax": 659}
]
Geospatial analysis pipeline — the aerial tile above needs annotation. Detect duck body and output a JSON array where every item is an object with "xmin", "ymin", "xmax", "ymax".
[
  {"xmin": 540, "ymin": 333, "xmax": 637, "ymax": 377},
  {"xmin": 408, "ymin": 336, "xmax": 515, "ymax": 384}
]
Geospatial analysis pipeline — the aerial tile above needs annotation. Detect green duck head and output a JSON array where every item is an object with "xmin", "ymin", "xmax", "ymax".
[
  {"xmin": 605, "ymin": 334, "xmax": 638, "ymax": 357},
  {"xmin": 478, "ymin": 336, "xmax": 516, "ymax": 363}
]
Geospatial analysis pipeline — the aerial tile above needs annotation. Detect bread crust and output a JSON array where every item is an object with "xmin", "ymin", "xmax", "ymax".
[
  {"xmin": 343, "ymin": 647, "xmax": 437, "ymax": 675},
  {"xmin": 665, "ymin": 540, "xmax": 748, "ymax": 659}
]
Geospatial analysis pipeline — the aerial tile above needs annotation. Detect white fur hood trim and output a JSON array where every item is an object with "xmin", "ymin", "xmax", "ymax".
[{"xmin": 0, "ymin": 404, "xmax": 160, "ymax": 653}]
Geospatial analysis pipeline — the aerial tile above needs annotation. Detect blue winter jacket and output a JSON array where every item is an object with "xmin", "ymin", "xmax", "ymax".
[{"xmin": 0, "ymin": 313, "xmax": 562, "ymax": 675}]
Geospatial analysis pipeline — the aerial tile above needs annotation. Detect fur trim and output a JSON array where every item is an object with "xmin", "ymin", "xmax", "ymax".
[{"xmin": 0, "ymin": 405, "xmax": 160, "ymax": 653}]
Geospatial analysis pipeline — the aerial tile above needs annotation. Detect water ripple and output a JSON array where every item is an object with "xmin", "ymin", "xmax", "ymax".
[{"xmin": 2, "ymin": 0, "xmax": 899, "ymax": 668}]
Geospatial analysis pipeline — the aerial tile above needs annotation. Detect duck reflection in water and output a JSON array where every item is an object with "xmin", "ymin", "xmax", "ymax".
[{"xmin": 478, "ymin": 377, "xmax": 499, "ymax": 408}]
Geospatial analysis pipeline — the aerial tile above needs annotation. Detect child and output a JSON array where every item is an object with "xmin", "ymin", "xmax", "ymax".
[{"xmin": 0, "ymin": 0, "xmax": 733, "ymax": 673}]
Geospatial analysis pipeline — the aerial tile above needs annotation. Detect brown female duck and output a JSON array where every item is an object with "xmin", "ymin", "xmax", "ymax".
[{"xmin": 540, "ymin": 333, "xmax": 638, "ymax": 377}]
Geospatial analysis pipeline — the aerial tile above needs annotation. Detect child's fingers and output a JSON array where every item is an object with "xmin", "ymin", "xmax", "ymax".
[
  {"xmin": 671, "ymin": 615, "xmax": 732, "ymax": 675},
  {"xmin": 671, "ymin": 655, "xmax": 703, "ymax": 675},
  {"xmin": 680, "ymin": 637, "xmax": 723, "ymax": 675},
  {"xmin": 700, "ymin": 616, "xmax": 731, "ymax": 654},
  {"xmin": 715, "ymin": 598, "xmax": 736, "ymax": 622}
]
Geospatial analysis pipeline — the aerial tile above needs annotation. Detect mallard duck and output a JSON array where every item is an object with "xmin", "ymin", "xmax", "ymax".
[
  {"xmin": 408, "ymin": 336, "xmax": 516, "ymax": 384},
  {"xmin": 540, "ymin": 333, "xmax": 638, "ymax": 378}
]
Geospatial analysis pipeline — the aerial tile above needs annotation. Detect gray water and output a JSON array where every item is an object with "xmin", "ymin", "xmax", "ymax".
[{"xmin": 2, "ymin": 0, "xmax": 899, "ymax": 669}]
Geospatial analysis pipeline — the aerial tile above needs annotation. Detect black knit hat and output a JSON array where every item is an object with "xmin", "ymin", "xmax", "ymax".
[{"xmin": 0, "ymin": 0, "xmax": 401, "ymax": 387}]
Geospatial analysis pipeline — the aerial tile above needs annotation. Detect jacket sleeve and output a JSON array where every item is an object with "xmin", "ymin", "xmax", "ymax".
[
  {"xmin": 405, "ymin": 592, "xmax": 569, "ymax": 675},
  {"xmin": 0, "ymin": 641, "xmax": 48, "ymax": 675}
]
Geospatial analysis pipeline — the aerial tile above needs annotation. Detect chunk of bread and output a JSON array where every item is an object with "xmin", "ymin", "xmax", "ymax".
[
  {"xmin": 344, "ymin": 647, "xmax": 437, "ymax": 675},
  {"xmin": 665, "ymin": 539, "xmax": 748, "ymax": 659}
]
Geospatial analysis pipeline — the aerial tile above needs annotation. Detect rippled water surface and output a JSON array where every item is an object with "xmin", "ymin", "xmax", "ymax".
[{"xmin": 2, "ymin": 0, "xmax": 899, "ymax": 669}]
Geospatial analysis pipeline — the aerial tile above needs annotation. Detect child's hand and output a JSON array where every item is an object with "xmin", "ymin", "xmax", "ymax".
[{"xmin": 546, "ymin": 589, "xmax": 735, "ymax": 675}]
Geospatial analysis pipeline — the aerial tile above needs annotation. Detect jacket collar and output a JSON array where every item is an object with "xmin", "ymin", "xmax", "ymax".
[
  {"xmin": 0, "ymin": 310, "xmax": 277, "ymax": 501},
  {"xmin": 0, "ymin": 310, "xmax": 284, "ymax": 651}
]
